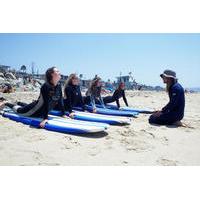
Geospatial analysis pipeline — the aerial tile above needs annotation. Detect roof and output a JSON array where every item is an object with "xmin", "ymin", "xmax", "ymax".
[
  {"xmin": 0, "ymin": 65, "xmax": 11, "ymax": 69},
  {"xmin": 116, "ymin": 75, "xmax": 130, "ymax": 78}
]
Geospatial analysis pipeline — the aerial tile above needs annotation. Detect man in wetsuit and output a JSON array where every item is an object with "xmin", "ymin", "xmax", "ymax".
[{"xmin": 149, "ymin": 70, "xmax": 185, "ymax": 125}]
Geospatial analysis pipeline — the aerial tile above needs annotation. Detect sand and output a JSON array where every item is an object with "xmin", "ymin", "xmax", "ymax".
[{"xmin": 0, "ymin": 91, "xmax": 200, "ymax": 166}]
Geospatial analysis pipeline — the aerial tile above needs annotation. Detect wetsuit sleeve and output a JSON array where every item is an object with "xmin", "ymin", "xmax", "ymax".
[
  {"xmin": 113, "ymin": 90, "xmax": 120, "ymax": 108},
  {"xmin": 112, "ymin": 90, "xmax": 117, "ymax": 99},
  {"xmin": 122, "ymin": 90, "xmax": 128, "ymax": 106},
  {"xmin": 64, "ymin": 86, "xmax": 73, "ymax": 113},
  {"xmin": 79, "ymin": 87, "xmax": 85, "ymax": 111},
  {"xmin": 90, "ymin": 95, "xmax": 96, "ymax": 110},
  {"xmin": 40, "ymin": 84, "xmax": 50, "ymax": 120},
  {"xmin": 86, "ymin": 88, "xmax": 90, "ymax": 96},
  {"xmin": 99, "ymin": 95, "xmax": 106, "ymax": 108},
  {"xmin": 162, "ymin": 87, "xmax": 181, "ymax": 113},
  {"xmin": 58, "ymin": 86, "xmax": 65, "ymax": 115},
  {"xmin": 116, "ymin": 99, "xmax": 120, "ymax": 108}
]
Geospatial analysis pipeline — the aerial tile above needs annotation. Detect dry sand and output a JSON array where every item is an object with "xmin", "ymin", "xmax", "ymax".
[{"xmin": 0, "ymin": 91, "xmax": 200, "ymax": 166}]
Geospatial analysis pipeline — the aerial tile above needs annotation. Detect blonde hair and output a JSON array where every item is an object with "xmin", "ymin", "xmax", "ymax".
[
  {"xmin": 86, "ymin": 76, "xmax": 101, "ymax": 96},
  {"xmin": 90, "ymin": 76, "xmax": 101, "ymax": 90}
]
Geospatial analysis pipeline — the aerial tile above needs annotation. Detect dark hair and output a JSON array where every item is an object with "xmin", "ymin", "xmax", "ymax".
[
  {"xmin": 45, "ymin": 67, "xmax": 56, "ymax": 84},
  {"xmin": 117, "ymin": 82, "xmax": 125, "ymax": 91},
  {"xmin": 166, "ymin": 78, "xmax": 177, "ymax": 93}
]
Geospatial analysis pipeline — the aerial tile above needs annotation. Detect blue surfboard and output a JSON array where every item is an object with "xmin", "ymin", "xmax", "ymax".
[
  {"xmin": 50, "ymin": 110, "xmax": 131, "ymax": 125},
  {"xmin": 2, "ymin": 111, "xmax": 107, "ymax": 134}
]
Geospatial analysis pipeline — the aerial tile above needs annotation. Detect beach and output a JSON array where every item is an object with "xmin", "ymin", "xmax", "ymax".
[{"xmin": 0, "ymin": 90, "xmax": 200, "ymax": 166}]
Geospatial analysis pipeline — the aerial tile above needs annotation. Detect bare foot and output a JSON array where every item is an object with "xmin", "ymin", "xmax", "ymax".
[
  {"xmin": 0, "ymin": 97, "xmax": 7, "ymax": 102},
  {"xmin": 0, "ymin": 102, "xmax": 6, "ymax": 110},
  {"xmin": 173, "ymin": 121, "xmax": 193, "ymax": 128}
]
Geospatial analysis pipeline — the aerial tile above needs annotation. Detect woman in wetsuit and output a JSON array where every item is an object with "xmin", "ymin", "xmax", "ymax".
[
  {"xmin": 0, "ymin": 67, "xmax": 66, "ymax": 128},
  {"xmin": 103, "ymin": 82, "xmax": 128, "ymax": 108},
  {"xmin": 84, "ymin": 76, "xmax": 105, "ymax": 113},
  {"xmin": 149, "ymin": 70, "xmax": 185, "ymax": 126},
  {"xmin": 63, "ymin": 74, "xmax": 85, "ymax": 118}
]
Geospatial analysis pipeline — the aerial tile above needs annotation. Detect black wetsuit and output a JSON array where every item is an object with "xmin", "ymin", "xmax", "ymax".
[
  {"xmin": 103, "ymin": 89, "xmax": 128, "ymax": 108},
  {"xmin": 6, "ymin": 82, "xmax": 65, "ymax": 120},
  {"xmin": 64, "ymin": 84, "xmax": 85, "ymax": 113},
  {"xmin": 149, "ymin": 83, "xmax": 185, "ymax": 125}
]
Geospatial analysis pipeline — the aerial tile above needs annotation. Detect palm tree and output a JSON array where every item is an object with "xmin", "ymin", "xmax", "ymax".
[
  {"xmin": 79, "ymin": 74, "xmax": 83, "ymax": 79},
  {"xmin": 20, "ymin": 65, "xmax": 27, "ymax": 73}
]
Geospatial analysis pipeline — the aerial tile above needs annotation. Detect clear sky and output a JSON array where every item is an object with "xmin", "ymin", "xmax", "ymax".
[{"xmin": 0, "ymin": 33, "xmax": 199, "ymax": 88}]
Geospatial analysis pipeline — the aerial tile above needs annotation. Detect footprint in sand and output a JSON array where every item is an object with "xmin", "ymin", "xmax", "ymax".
[
  {"xmin": 122, "ymin": 161, "xmax": 129, "ymax": 165},
  {"xmin": 0, "ymin": 135, "xmax": 13, "ymax": 141},
  {"xmin": 104, "ymin": 140, "xmax": 113, "ymax": 150},
  {"xmin": 148, "ymin": 126, "xmax": 158, "ymax": 131},
  {"xmin": 23, "ymin": 150, "xmax": 43, "ymax": 161},
  {"xmin": 62, "ymin": 136, "xmax": 81, "ymax": 146},
  {"xmin": 120, "ymin": 128, "xmax": 135, "ymax": 137},
  {"xmin": 140, "ymin": 129, "xmax": 155, "ymax": 139},
  {"xmin": 61, "ymin": 143, "xmax": 72, "ymax": 150},
  {"xmin": 38, "ymin": 162, "xmax": 60, "ymax": 166},
  {"xmin": 105, "ymin": 135, "xmax": 113, "ymax": 140},
  {"xmin": 157, "ymin": 158, "xmax": 179, "ymax": 166},
  {"xmin": 20, "ymin": 162, "xmax": 60, "ymax": 166},
  {"xmin": 61, "ymin": 136, "xmax": 81, "ymax": 150},
  {"xmin": 121, "ymin": 138, "xmax": 154, "ymax": 153},
  {"xmin": 24, "ymin": 134, "xmax": 47, "ymax": 142},
  {"xmin": 14, "ymin": 149, "xmax": 44, "ymax": 162},
  {"xmin": 159, "ymin": 136, "xmax": 169, "ymax": 145},
  {"xmin": 88, "ymin": 146, "xmax": 101, "ymax": 156}
]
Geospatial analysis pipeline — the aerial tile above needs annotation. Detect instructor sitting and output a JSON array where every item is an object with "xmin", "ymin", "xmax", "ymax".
[{"xmin": 149, "ymin": 70, "xmax": 185, "ymax": 126}]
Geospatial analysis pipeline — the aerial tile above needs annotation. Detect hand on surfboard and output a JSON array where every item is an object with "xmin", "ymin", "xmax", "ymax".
[
  {"xmin": 69, "ymin": 112, "xmax": 75, "ymax": 119},
  {"xmin": 93, "ymin": 108, "xmax": 97, "ymax": 113},
  {"xmin": 152, "ymin": 111, "xmax": 162, "ymax": 117},
  {"xmin": 62, "ymin": 115, "xmax": 70, "ymax": 119},
  {"xmin": 39, "ymin": 119, "xmax": 48, "ymax": 128}
]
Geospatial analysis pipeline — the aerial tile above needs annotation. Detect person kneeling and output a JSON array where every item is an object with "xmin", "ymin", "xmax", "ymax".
[{"xmin": 149, "ymin": 70, "xmax": 185, "ymax": 126}]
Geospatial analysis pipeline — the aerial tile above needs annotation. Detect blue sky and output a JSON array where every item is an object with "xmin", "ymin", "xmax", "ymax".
[{"xmin": 0, "ymin": 33, "xmax": 199, "ymax": 88}]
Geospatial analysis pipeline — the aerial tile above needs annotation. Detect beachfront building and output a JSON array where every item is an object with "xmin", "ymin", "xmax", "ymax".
[
  {"xmin": 116, "ymin": 75, "xmax": 135, "ymax": 89},
  {"xmin": 80, "ymin": 79, "xmax": 91, "ymax": 88},
  {"xmin": 116, "ymin": 75, "xmax": 130, "ymax": 84},
  {"xmin": 0, "ymin": 65, "xmax": 11, "ymax": 73},
  {"xmin": 60, "ymin": 75, "xmax": 69, "ymax": 85}
]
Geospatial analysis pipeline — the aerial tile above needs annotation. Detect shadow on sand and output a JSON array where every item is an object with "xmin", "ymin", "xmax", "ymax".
[
  {"xmin": 30, "ymin": 126, "xmax": 108, "ymax": 139},
  {"xmin": 149, "ymin": 123, "xmax": 180, "ymax": 129}
]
